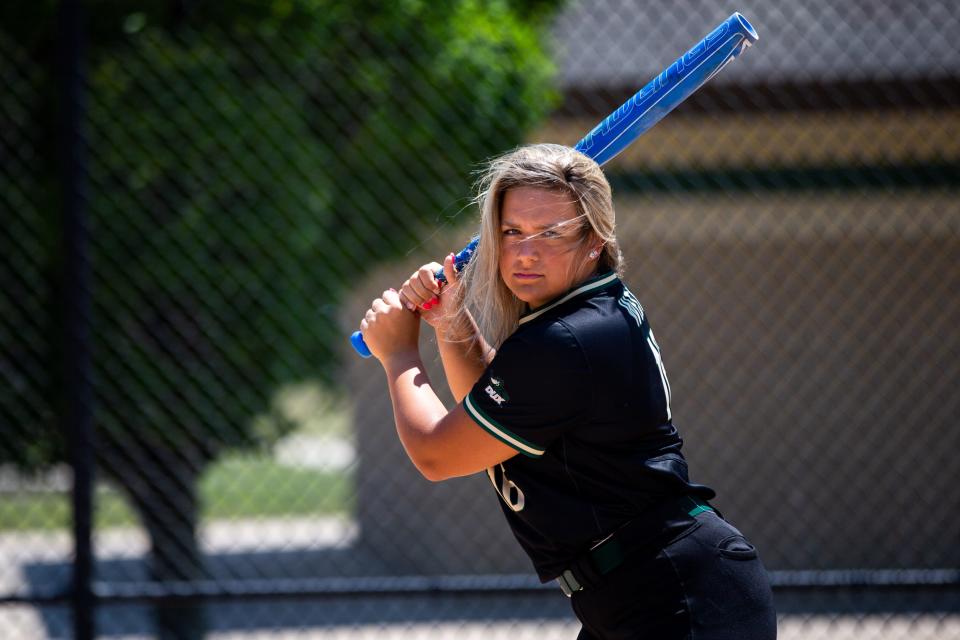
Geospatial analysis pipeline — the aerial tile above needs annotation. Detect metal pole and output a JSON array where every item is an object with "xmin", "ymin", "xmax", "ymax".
[{"xmin": 59, "ymin": 1, "xmax": 95, "ymax": 639}]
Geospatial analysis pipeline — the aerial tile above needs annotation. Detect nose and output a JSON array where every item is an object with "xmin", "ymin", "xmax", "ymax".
[{"xmin": 513, "ymin": 237, "xmax": 540, "ymax": 264}]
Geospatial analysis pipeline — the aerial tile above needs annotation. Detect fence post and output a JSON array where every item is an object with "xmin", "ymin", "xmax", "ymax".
[{"xmin": 59, "ymin": 1, "xmax": 95, "ymax": 639}]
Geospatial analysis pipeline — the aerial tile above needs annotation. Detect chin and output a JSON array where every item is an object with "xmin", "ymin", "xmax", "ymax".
[
  {"xmin": 510, "ymin": 290, "xmax": 532, "ymax": 304},
  {"xmin": 517, "ymin": 292, "xmax": 548, "ymax": 309}
]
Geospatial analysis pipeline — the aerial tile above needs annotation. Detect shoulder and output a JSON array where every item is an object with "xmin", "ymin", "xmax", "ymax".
[
  {"xmin": 514, "ymin": 313, "xmax": 580, "ymax": 340},
  {"xmin": 504, "ymin": 273, "xmax": 630, "ymax": 359},
  {"xmin": 555, "ymin": 281, "xmax": 630, "ymax": 338},
  {"xmin": 507, "ymin": 316, "xmax": 585, "ymax": 359}
]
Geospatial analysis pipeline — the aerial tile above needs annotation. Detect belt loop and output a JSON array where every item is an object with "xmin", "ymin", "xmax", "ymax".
[{"xmin": 557, "ymin": 569, "xmax": 582, "ymax": 597}]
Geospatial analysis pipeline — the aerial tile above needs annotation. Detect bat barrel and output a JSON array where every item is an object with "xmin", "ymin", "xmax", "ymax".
[
  {"xmin": 574, "ymin": 12, "xmax": 758, "ymax": 166},
  {"xmin": 734, "ymin": 13, "xmax": 759, "ymax": 44}
]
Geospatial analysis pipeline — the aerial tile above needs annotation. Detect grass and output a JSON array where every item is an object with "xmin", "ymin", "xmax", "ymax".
[
  {"xmin": 0, "ymin": 454, "xmax": 352, "ymax": 532},
  {"xmin": 1, "ymin": 381, "xmax": 356, "ymax": 533}
]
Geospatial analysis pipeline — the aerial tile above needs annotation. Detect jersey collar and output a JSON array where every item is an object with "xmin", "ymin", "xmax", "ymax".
[{"xmin": 518, "ymin": 271, "xmax": 619, "ymax": 326}]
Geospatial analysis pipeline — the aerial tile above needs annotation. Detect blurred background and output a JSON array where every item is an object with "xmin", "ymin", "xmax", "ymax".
[{"xmin": 1, "ymin": 1, "xmax": 958, "ymax": 638}]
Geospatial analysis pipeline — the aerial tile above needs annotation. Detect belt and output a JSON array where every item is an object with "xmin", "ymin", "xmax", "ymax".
[{"xmin": 557, "ymin": 495, "xmax": 715, "ymax": 597}]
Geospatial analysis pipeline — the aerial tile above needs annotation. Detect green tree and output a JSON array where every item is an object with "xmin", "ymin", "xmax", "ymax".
[{"xmin": 1, "ymin": 1, "xmax": 558, "ymax": 637}]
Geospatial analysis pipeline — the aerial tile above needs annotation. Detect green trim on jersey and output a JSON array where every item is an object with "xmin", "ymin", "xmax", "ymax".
[
  {"xmin": 519, "ymin": 271, "xmax": 619, "ymax": 326},
  {"xmin": 464, "ymin": 393, "xmax": 546, "ymax": 458}
]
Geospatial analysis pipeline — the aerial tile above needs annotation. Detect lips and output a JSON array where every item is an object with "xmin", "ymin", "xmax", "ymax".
[{"xmin": 513, "ymin": 273, "xmax": 542, "ymax": 280}]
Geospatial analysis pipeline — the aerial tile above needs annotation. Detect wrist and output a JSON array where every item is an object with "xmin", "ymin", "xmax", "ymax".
[{"xmin": 380, "ymin": 348, "xmax": 422, "ymax": 375}]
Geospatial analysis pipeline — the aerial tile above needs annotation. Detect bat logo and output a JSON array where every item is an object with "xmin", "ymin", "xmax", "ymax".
[{"xmin": 579, "ymin": 18, "xmax": 734, "ymax": 154}]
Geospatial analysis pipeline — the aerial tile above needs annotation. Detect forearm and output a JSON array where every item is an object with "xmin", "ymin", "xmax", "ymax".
[
  {"xmin": 380, "ymin": 348, "xmax": 519, "ymax": 482},
  {"xmin": 381, "ymin": 350, "xmax": 450, "ymax": 475},
  {"xmin": 435, "ymin": 310, "xmax": 494, "ymax": 402}
]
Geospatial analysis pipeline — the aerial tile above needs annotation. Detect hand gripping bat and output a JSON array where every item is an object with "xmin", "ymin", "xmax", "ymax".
[{"xmin": 352, "ymin": 12, "xmax": 758, "ymax": 357}]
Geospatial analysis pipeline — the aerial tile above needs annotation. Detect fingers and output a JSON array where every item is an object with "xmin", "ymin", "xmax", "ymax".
[
  {"xmin": 419, "ymin": 269, "xmax": 441, "ymax": 311},
  {"xmin": 400, "ymin": 262, "xmax": 442, "ymax": 310},
  {"xmin": 441, "ymin": 252, "xmax": 457, "ymax": 286},
  {"xmin": 417, "ymin": 264, "xmax": 441, "ymax": 294},
  {"xmin": 379, "ymin": 288, "xmax": 402, "ymax": 309},
  {"xmin": 424, "ymin": 253, "xmax": 456, "ymax": 310},
  {"xmin": 362, "ymin": 289, "xmax": 404, "ymax": 341},
  {"xmin": 394, "ymin": 253, "xmax": 457, "ymax": 313},
  {"xmin": 368, "ymin": 289, "xmax": 401, "ymax": 316},
  {"xmin": 360, "ymin": 288, "xmax": 422, "ymax": 360}
]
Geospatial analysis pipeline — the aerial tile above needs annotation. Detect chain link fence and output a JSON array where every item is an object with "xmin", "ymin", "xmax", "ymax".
[{"xmin": 2, "ymin": 1, "xmax": 958, "ymax": 638}]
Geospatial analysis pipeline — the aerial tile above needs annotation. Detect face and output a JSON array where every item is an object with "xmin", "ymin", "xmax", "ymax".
[{"xmin": 498, "ymin": 186, "xmax": 598, "ymax": 310}]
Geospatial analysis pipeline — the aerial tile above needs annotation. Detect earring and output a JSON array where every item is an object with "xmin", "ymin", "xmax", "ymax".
[{"xmin": 589, "ymin": 249, "xmax": 600, "ymax": 259}]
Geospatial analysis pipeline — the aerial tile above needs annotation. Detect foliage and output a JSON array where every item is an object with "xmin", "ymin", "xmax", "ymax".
[{"xmin": 0, "ymin": 0, "xmax": 558, "ymax": 476}]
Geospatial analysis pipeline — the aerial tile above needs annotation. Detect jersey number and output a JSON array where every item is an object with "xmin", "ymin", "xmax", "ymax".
[{"xmin": 487, "ymin": 464, "xmax": 525, "ymax": 512}]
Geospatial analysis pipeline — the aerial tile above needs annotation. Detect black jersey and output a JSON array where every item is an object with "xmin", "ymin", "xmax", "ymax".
[{"xmin": 464, "ymin": 271, "xmax": 715, "ymax": 581}]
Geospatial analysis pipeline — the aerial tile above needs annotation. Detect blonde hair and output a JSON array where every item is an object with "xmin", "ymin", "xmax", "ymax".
[{"xmin": 459, "ymin": 143, "xmax": 623, "ymax": 348}]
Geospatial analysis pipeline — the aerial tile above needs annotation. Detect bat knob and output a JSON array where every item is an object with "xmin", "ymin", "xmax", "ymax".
[{"xmin": 350, "ymin": 331, "xmax": 373, "ymax": 358}]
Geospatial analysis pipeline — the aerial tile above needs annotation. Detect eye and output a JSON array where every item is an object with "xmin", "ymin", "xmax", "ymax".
[{"xmin": 501, "ymin": 228, "xmax": 521, "ymax": 236}]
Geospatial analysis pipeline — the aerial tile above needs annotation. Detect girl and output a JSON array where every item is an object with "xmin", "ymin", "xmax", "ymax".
[{"xmin": 359, "ymin": 143, "xmax": 776, "ymax": 639}]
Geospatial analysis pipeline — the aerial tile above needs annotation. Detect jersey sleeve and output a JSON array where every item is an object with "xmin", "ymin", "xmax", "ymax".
[{"xmin": 463, "ymin": 320, "xmax": 591, "ymax": 458}]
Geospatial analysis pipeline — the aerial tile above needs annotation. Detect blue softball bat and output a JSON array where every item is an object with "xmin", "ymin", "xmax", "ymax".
[{"xmin": 351, "ymin": 12, "xmax": 758, "ymax": 358}]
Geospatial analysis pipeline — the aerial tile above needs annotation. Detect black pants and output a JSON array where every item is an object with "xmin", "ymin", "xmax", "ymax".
[{"xmin": 571, "ymin": 510, "xmax": 777, "ymax": 639}]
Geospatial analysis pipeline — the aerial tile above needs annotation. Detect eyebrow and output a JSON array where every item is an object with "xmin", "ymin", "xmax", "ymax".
[{"xmin": 500, "ymin": 219, "xmax": 577, "ymax": 231}]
